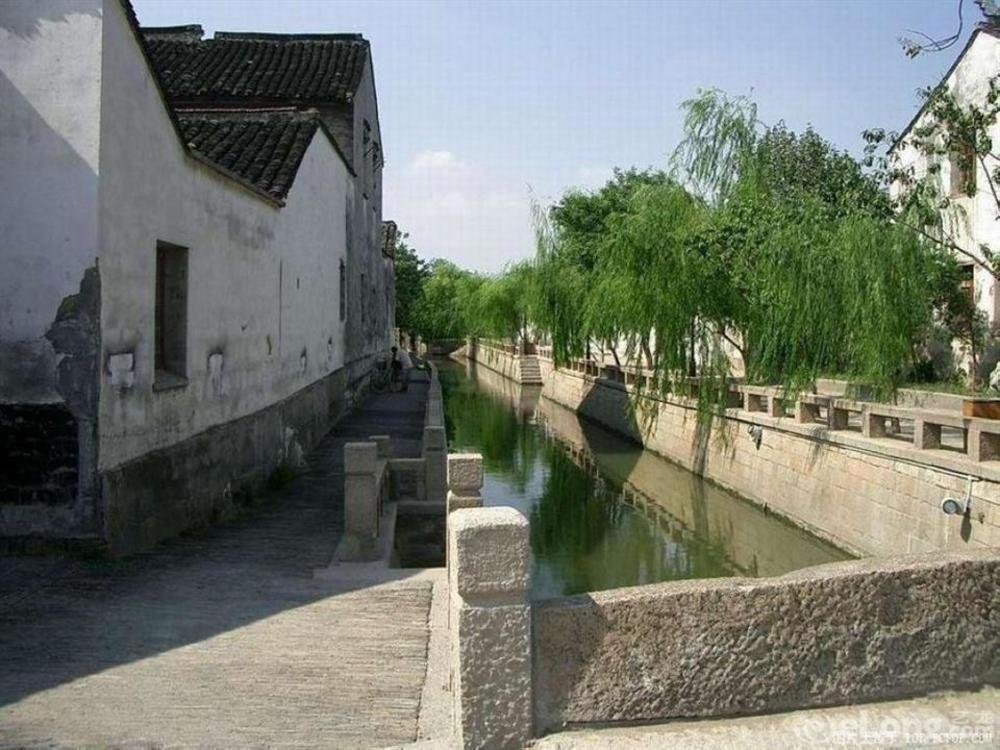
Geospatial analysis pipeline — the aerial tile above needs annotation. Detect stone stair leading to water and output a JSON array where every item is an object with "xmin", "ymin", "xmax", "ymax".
[{"xmin": 519, "ymin": 356, "xmax": 543, "ymax": 385}]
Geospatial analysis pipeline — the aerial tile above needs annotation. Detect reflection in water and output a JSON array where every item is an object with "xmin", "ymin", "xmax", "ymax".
[{"xmin": 439, "ymin": 359, "xmax": 852, "ymax": 599}]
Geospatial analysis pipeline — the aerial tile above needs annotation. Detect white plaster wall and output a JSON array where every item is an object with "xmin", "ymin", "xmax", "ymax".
[
  {"xmin": 0, "ymin": 0, "xmax": 103, "ymax": 401},
  {"xmin": 893, "ymin": 30, "xmax": 1000, "ymax": 323},
  {"xmin": 96, "ymin": 0, "xmax": 349, "ymax": 470}
]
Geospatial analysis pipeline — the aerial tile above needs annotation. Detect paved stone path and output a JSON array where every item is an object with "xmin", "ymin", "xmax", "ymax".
[
  {"xmin": 0, "ymin": 375, "xmax": 434, "ymax": 749},
  {"xmin": 534, "ymin": 687, "xmax": 1000, "ymax": 749}
]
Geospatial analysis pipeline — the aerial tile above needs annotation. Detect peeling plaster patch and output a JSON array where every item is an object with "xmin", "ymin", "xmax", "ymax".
[
  {"xmin": 45, "ymin": 265, "xmax": 100, "ymax": 417},
  {"xmin": 33, "ymin": 263, "xmax": 101, "ymax": 535},
  {"xmin": 208, "ymin": 351, "xmax": 225, "ymax": 397},
  {"xmin": 107, "ymin": 352, "xmax": 134, "ymax": 391}
]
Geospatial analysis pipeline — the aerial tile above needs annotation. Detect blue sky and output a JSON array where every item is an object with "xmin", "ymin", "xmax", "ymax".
[{"xmin": 133, "ymin": 0, "xmax": 978, "ymax": 271}]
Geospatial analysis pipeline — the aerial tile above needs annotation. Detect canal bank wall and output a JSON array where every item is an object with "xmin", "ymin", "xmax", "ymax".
[
  {"xmin": 461, "ymin": 358, "xmax": 848, "ymax": 578},
  {"xmin": 460, "ymin": 344, "xmax": 1000, "ymax": 558},
  {"xmin": 443, "ymin": 353, "xmax": 1000, "ymax": 743}
]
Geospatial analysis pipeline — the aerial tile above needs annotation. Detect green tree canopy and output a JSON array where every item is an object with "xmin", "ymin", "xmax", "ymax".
[{"xmin": 392, "ymin": 233, "xmax": 429, "ymax": 339}]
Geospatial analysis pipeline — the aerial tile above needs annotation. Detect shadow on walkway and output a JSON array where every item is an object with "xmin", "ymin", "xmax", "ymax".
[{"xmin": 0, "ymin": 374, "xmax": 432, "ymax": 748}]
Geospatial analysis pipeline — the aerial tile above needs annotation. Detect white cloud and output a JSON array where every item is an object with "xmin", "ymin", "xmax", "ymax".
[
  {"xmin": 409, "ymin": 149, "xmax": 462, "ymax": 171},
  {"xmin": 384, "ymin": 150, "xmax": 536, "ymax": 273}
]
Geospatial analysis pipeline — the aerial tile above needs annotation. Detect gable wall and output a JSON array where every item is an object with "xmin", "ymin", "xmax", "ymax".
[
  {"xmin": 0, "ymin": 1, "xmax": 107, "ymax": 541},
  {"xmin": 87, "ymin": 0, "xmax": 349, "ymax": 550},
  {"xmin": 892, "ymin": 31, "xmax": 1000, "ymax": 324},
  {"xmin": 344, "ymin": 59, "xmax": 393, "ymax": 378},
  {"xmin": 98, "ymin": 0, "xmax": 350, "ymax": 469}
]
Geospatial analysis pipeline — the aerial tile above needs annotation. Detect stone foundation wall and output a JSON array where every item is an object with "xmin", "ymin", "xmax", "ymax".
[
  {"xmin": 538, "ymin": 362, "xmax": 1000, "ymax": 556},
  {"xmin": 0, "ymin": 404, "xmax": 78, "ymax": 506},
  {"xmin": 101, "ymin": 367, "xmax": 348, "ymax": 555},
  {"xmin": 533, "ymin": 549, "xmax": 1000, "ymax": 731}
]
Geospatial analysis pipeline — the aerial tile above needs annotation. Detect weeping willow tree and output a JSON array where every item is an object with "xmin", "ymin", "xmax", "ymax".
[
  {"xmin": 464, "ymin": 261, "xmax": 536, "ymax": 345},
  {"xmin": 532, "ymin": 169, "xmax": 675, "ymax": 366},
  {"xmin": 673, "ymin": 89, "xmax": 947, "ymax": 398},
  {"xmin": 533, "ymin": 89, "xmax": 956, "ymax": 411}
]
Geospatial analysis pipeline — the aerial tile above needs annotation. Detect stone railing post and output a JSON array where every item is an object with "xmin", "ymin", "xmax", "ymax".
[
  {"xmin": 449, "ymin": 507, "xmax": 532, "ymax": 750},
  {"xmin": 368, "ymin": 434, "xmax": 392, "ymax": 460},
  {"xmin": 338, "ymin": 442, "xmax": 382, "ymax": 561},
  {"xmin": 447, "ymin": 453, "xmax": 483, "ymax": 513},
  {"xmin": 423, "ymin": 426, "xmax": 447, "ymax": 503}
]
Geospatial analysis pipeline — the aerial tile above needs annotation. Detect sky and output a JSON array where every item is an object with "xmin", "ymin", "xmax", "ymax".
[{"xmin": 131, "ymin": 0, "xmax": 980, "ymax": 272}]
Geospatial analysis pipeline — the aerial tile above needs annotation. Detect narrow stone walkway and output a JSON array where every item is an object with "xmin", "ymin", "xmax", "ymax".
[
  {"xmin": 0, "ymin": 374, "xmax": 434, "ymax": 749},
  {"xmin": 534, "ymin": 687, "xmax": 1000, "ymax": 749}
]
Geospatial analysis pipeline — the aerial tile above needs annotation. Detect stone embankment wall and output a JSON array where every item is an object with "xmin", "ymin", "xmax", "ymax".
[
  {"xmin": 447, "ymin": 353, "xmax": 1000, "ymax": 740},
  {"xmin": 533, "ymin": 549, "xmax": 1000, "ymax": 731},
  {"xmin": 464, "ymin": 344, "xmax": 1000, "ymax": 556},
  {"xmin": 446, "ymin": 506, "xmax": 998, "ymax": 741},
  {"xmin": 541, "ymin": 362, "xmax": 1000, "ymax": 557},
  {"xmin": 464, "ymin": 340, "xmax": 542, "ymax": 385}
]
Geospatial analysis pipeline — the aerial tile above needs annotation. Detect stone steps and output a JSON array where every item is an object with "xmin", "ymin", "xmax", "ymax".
[{"xmin": 519, "ymin": 356, "xmax": 543, "ymax": 385}]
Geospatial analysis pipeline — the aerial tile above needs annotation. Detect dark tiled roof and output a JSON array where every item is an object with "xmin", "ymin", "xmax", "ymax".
[
  {"xmin": 143, "ymin": 31, "xmax": 368, "ymax": 103},
  {"xmin": 177, "ymin": 110, "xmax": 320, "ymax": 199}
]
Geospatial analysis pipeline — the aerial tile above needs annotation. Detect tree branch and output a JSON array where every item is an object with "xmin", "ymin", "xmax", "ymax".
[{"xmin": 897, "ymin": 217, "xmax": 999, "ymax": 279}]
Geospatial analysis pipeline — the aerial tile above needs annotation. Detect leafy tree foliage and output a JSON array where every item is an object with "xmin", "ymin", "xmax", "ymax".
[
  {"xmin": 392, "ymin": 233, "xmax": 429, "ymax": 340},
  {"xmin": 412, "ymin": 260, "xmax": 482, "ymax": 341},
  {"xmin": 407, "ymin": 87, "xmax": 974, "ymax": 406}
]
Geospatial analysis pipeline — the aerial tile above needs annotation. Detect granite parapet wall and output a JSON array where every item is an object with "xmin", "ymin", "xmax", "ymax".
[{"xmin": 534, "ymin": 549, "xmax": 1000, "ymax": 731}]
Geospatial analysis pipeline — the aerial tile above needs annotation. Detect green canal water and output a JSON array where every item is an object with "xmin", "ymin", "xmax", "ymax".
[{"xmin": 438, "ymin": 358, "xmax": 852, "ymax": 599}]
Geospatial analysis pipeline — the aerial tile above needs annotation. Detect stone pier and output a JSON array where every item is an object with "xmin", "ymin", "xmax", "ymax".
[
  {"xmin": 449, "ymin": 506, "xmax": 533, "ymax": 750},
  {"xmin": 447, "ymin": 453, "xmax": 484, "ymax": 513}
]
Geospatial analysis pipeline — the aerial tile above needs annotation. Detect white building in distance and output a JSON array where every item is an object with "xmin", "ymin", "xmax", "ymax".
[{"xmin": 890, "ymin": 23, "xmax": 1000, "ymax": 330}]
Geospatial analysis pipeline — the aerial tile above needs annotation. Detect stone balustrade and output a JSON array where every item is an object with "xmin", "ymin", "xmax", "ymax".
[
  {"xmin": 525, "ymin": 345, "xmax": 1000, "ymax": 466},
  {"xmin": 448, "ymin": 506, "xmax": 532, "ymax": 750},
  {"xmin": 337, "ymin": 438, "xmax": 391, "ymax": 561},
  {"xmin": 533, "ymin": 549, "xmax": 1000, "ymax": 731},
  {"xmin": 446, "ymin": 453, "xmax": 483, "ymax": 513},
  {"xmin": 445, "ymin": 494, "xmax": 1000, "ymax": 743},
  {"xmin": 423, "ymin": 363, "xmax": 448, "ymax": 504}
]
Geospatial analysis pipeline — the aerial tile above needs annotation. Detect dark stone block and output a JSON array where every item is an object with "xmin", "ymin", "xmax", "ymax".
[{"xmin": 0, "ymin": 403, "xmax": 78, "ymax": 505}]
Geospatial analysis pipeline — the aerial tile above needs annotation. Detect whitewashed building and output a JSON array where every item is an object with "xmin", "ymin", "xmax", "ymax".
[
  {"xmin": 0, "ymin": 0, "xmax": 394, "ymax": 552},
  {"xmin": 890, "ymin": 23, "xmax": 1000, "ymax": 328}
]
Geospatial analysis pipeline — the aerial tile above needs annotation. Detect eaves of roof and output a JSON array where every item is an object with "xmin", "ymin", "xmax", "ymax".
[
  {"xmin": 118, "ymin": 0, "xmax": 355, "ymax": 207},
  {"xmin": 889, "ymin": 25, "xmax": 998, "ymax": 153}
]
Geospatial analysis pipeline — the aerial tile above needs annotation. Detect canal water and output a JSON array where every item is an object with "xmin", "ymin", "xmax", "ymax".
[{"xmin": 438, "ymin": 358, "xmax": 852, "ymax": 599}]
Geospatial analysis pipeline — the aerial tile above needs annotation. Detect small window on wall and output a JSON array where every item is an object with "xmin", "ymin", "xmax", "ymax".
[
  {"xmin": 950, "ymin": 143, "xmax": 976, "ymax": 197},
  {"xmin": 154, "ymin": 241, "xmax": 188, "ymax": 388},
  {"xmin": 339, "ymin": 260, "xmax": 346, "ymax": 321},
  {"xmin": 960, "ymin": 263, "xmax": 975, "ymax": 306}
]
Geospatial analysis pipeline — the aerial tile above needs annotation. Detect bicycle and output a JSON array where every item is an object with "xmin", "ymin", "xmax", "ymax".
[
  {"xmin": 371, "ymin": 359, "xmax": 391, "ymax": 393},
  {"xmin": 370, "ymin": 357, "xmax": 403, "ymax": 393}
]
